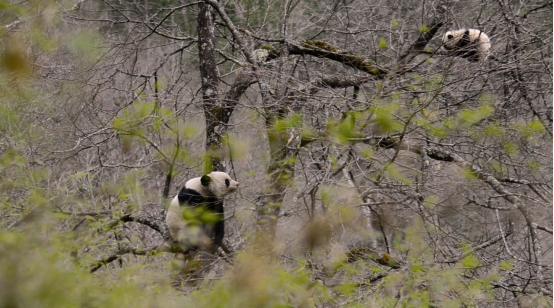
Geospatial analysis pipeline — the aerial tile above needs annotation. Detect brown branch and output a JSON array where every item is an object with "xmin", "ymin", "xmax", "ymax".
[
  {"xmin": 398, "ymin": 20, "xmax": 444, "ymax": 65},
  {"xmin": 202, "ymin": 0, "xmax": 255, "ymax": 65},
  {"xmin": 261, "ymin": 40, "xmax": 389, "ymax": 77},
  {"xmin": 223, "ymin": 68, "xmax": 256, "ymax": 108},
  {"xmin": 55, "ymin": 210, "xmax": 111, "ymax": 217},
  {"xmin": 90, "ymin": 246, "xmax": 165, "ymax": 273},
  {"xmin": 497, "ymin": 179, "xmax": 551, "ymax": 203},
  {"xmin": 239, "ymin": 28, "xmax": 285, "ymax": 43},
  {"xmin": 536, "ymin": 224, "xmax": 553, "ymax": 234},
  {"xmin": 522, "ymin": 1, "xmax": 553, "ymax": 19},
  {"xmin": 396, "ymin": 0, "xmax": 447, "ymax": 65},
  {"xmin": 102, "ymin": 214, "xmax": 170, "ymax": 241},
  {"xmin": 498, "ymin": 177, "xmax": 531, "ymax": 184},
  {"xmin": 89, "ymin": 239, "xmax": 236, "ymax": 273},
  {"xmin": 442, "ymin": 229, "xmax": 513, "ymax": 264},
  {"xmin": 306, "ymin": 75, "xmax": 374, "ymax": 94},
  {"xmin": 119, "ymin": 214, "xmax": 168, "ymax": 237}
]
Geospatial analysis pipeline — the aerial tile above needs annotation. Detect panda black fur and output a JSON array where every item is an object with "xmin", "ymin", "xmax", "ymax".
[
  {"xmin": 166, "ymin": 171, "xmax": 239, "ymax": 252},
  {"xmin": 442, "ymin": 29, "xmax": 491, "ymax": 62}
]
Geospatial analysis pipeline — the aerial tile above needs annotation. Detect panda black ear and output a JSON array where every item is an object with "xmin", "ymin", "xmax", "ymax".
[{"xmin": 201, "ymin": 175, "xmax": 211, "ymax": 186}]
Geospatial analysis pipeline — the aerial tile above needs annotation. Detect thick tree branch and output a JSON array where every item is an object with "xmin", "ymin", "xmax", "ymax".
[
  {"xmin": 120, "ymin": 214, "xmax": 169, "ymax": 238},
  {"xmin": 90, "ymin": 246, "xmax": 165, "ymax": 273},
  {"xmin": 202, "ymin": 0, "xmax": 255, "ymax": 65},
  {"xmin": 303, "ymin": 75, "xmax": 374, "ymax": 94},
  {"xmin": 398, "ymin": 20, "xmax": 444, "ymax": 65},
  {"xmin": 102, "ymin": 214, "xmax": 170, "ymax": 241},
  {"xmin": 260, "ymin": 40, "xmax": 389, "ymax": 77}
]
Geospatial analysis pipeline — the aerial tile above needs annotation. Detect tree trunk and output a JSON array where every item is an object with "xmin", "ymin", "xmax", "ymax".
[
  {"xmin": 255, "ymin": 110, "xmax": 299, "ymax": 242},
  {"xmin": 197, "ymin": 2, "xmax": 222, "ymax": 172}
]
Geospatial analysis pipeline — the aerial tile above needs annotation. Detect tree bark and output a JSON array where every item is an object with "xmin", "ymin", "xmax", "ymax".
[{"xmin": 197, "ymin": 2, "xmax": 222, "ymax": 171}]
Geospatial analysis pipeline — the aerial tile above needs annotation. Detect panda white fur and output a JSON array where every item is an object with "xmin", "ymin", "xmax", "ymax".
[
  {"xmin": 442, "ymin": 29, "xmax": 491, "ymax": 62},
  {"xmin": 166, "ymin": 171, "xmax": 239, "ymax": 252}
]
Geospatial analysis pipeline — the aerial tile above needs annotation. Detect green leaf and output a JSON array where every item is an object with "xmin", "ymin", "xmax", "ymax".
[
  {"xmin": 517, "ymin": 119, "xmax": 546, "ymax": 138},
  {"xmin": 461, "ymin": 167, "xmax": 478, "ymax": 181},
  {"xmin": 370, "ymin": 103, "xmax": 402, "ymax": 133},
  {"xmin": 502, "ymin": 142, "xmax": 518, "ymax": 157},
  {"xmin": 359, "ymin": 144, "xmax": 374, "ymax": 158},
  {"xmin": 419, "ymin": 25, "xmax": 430, "ymax": 33},
  {"xmin": 483, "ymin": 123, "xmax": 504, "ymax": 136},
  {"xmin": 379, "ymin": 38, "xmax": 388, "ymax": 49},
  {"xmin": 320, "ymin": 187, "xmax": 332, "ymax": 207},
  {"xmin": 139, "ymin": 102, "xmax": 155, "ymax": 117},
  {"xmin": 337, "ymin": 282, "xmax": 357, "ymax": 296},
  {"xmin": 335, "ymin": 113, "xmax": 358, "ymax": 143},
  {"xmin": 458, "ymin": 105, "xmax": 494, "ymax": 125},
  {"xmin": 528, "ymin": 119, "xmax": 546, "ymax": 133},
  {"xmin": 71, "ymin": 172, "xmax": 89, "ymax": 180},
  {"xmin": 410, "ymin": 263, "xmax": 424, "ymax": 273},
  {"xmin": 385, "ymin": 164, "xmax": 413, "ymax": 186},
  {"xmin": 499, "ymin": 261, "xmax": 513, "ymax": 270},
  {"xmin": 526, "ymin": 159, "xmax": 540, "ymax": 171},
  {"xmin": 118, "ymin": 193, "xmax": 131, "ymax": 200},
  {"xmin": 329, "ymin": 153, "xmax": 337, "ymax": 166},
  {"xmin": 0, "ymin": 148, "xmax": 27, "ymax": 167},
  {"xmin": 461, "ymin": 254, "xmax": 481, "ymax": 268},
  {"xmin": 199, "ymin": 210, "xmax": 221, "ymax": 224}
]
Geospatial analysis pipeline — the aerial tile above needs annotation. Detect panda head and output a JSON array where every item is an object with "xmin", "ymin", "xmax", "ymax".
[
  {"xmin": 196, "ymin": 171, "xmax": 239, "ymax": 198},
  {"xmin": 442, "ymin": 29, "xmax": 466, "ymax": 50}
]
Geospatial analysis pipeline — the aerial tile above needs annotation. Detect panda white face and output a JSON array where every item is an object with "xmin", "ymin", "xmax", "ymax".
[
  {"xmin": 205, "ymin": 171, "xmax": 239, "ymax": 198},
  {"xmin": 442, "ymin": 30, "xmax": 460, "ymax": 50}
]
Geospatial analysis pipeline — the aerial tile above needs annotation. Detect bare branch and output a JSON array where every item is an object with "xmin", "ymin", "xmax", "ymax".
[{"xmin": 90, "ymin": 246, "xmax": 163, "ymax": 273}]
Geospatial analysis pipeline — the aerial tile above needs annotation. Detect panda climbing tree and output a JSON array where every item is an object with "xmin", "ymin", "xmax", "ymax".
[
  {"xmin": 442, "ymin": 29, "xmax": 491, "ymax": 62},
  {"xmin": 165, "ymin": 171, "xmax": 239, "ymax": 254}
]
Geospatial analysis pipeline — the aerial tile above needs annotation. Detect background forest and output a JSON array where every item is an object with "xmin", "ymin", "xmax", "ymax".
[{"xmin": 0, "ymin": 0, "xmax": 552, "ymax": 307}]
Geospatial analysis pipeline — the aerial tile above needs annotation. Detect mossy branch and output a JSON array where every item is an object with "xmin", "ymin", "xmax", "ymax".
[
  {"xmin": 100, "ymin": 214, "xmax": 171, "ymax": 242},
  {"xmin": 345, "ymin": 247, "xmax": 402, "ymax": 269},
  {"xmin": 260, "ymin": 40, "xmax": 389, "ymax": 77}
]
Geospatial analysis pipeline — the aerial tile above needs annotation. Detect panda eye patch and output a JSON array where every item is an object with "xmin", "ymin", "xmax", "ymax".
[
  {"xmin": 447, "ymin": 35, "xmax": 453, "ymax": 39},
  {"xmin": 225, "ymin": 179, "xmax": 230, "ymax": 187}
]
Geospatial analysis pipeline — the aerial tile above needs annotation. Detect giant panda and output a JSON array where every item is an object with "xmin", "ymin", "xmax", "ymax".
[
  {"xmin": 442, "ymin": 29, "xmax": 491, "ymax": 62},
  {"xmin": 166, "ymin": 171, "xmax": 239, "ymax": 253}
]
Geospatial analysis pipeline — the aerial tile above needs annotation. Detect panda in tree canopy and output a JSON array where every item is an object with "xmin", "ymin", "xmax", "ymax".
[
  {"xmin": 166, "ymin": 171, "xmax": 239, "ymax": 253},
  {"xmin": 442, "ymin": 29, "xmax": 491, "ymax": 62}
]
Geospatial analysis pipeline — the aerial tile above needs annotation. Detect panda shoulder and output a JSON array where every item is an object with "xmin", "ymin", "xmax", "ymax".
[
  {"xmin": 450, "ymin": 29, "xmax": 467, "ymax": 38},
  {"xmin": 177, "ymin": 177, "xmax": 207, "ymax": 205},
  {"xmin": 184, "ymin": 177, "xmax": 204, "ymax": 193},
  {"xmin": 467, "ymin": 29, "xmax": 489, "ymax": 41}
]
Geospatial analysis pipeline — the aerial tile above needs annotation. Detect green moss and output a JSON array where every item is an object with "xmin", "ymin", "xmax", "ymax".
[
  {"xmin": 303, "ymin": 40, "xmax": 339, "ymax": 52},
  {"xmin": 313, "ymin": 40, "xmax": 339, "ymax": 52}
]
